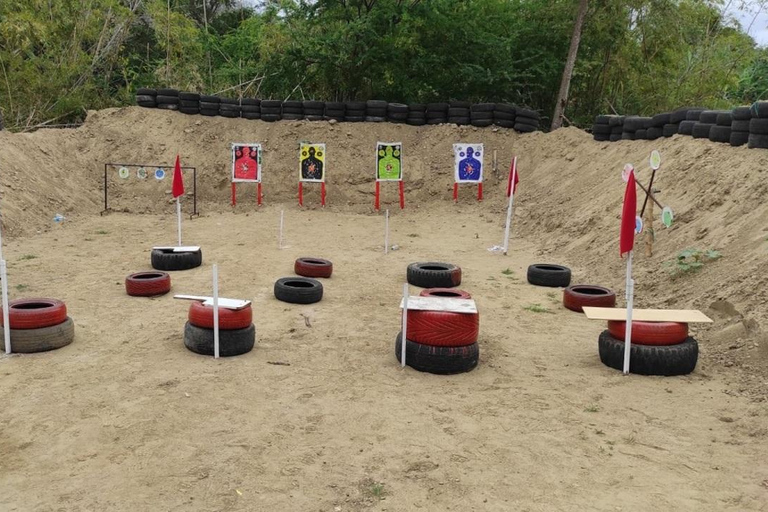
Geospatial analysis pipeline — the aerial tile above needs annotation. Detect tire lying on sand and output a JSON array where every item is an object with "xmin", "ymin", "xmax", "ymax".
[
  {"xmin": 2, "ymin": 298, "xmax": 67, "ymax": 329},
  {"xmin": 406, "ymin": 309, "xmax": 479, "ymax": 347},
  {"xmin": 527, "ymin": 264, "xmax": 571, "ymax": 288},
  {"xmin": 183, "ymin": 321, "xmax": 255, "ymax": 357},
  {"xmin": 395, "ymin": 332, "xmax": 478, "ymax": 375},
  {"xmin": 606, "ymin": 320, "xmax": 688, "ymax": 346},
  {"xmin": 274, "ymin": 277, "xmax": 323, "ymax": 304},
  {"xmin": 151, "ymin": 248, "xmax": 202, "ymax": 271},
  {"xmin": 598, "ymin": 330, "xmax": 698, "ymax": 376},
  {"xmin": 419, "ymin": 288, "xmax": 472, "ymax": 299},
  {"xmin": 407, "ymin": 262, "xmax": 462, "ymax": 288},
  {"xmin": 9, "ymin": 317, "xmax": 75, "ymax": 353},
  {"xmin": 294, "ymin": 257, "xmax": 333, "ymax": 278},
  {"xmin": 125, "ymin": 271, "xmax": 171, "ymax": 297},
  {"xmin": 188, "ymin": 302, "xmax": 253, "ymax": 330},
  {"xmin": 562, "ymin": 285, "xmax": 616, "ymax": 312}
]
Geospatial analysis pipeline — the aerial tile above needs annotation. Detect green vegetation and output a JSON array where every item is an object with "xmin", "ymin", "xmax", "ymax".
[
  {"xmin": 0, "ymin": 0, "xmax": 764, "ymax": 130},
  {"xmin": 524, "ymin": 303, "xmax": 551, "ymax": 314},
  {"xmin": 584, "ymin": 404, "xmax": 600, "ymax": 413},
  {"xmin": 15, "ymin": 284, "xmax": 28, "ymax": 291},
  {"xmin": 95, "ymin": 230, "xmax": 109, "ymax": 235},
  {"xmin": 19, "ymin": 254, "xmax": 37, "ymax": 260},
  {"xmin": 666, "ymin": 248, "xmax": 722, "ymax": 277},
  {"xmin": 369, "ymin": 482, "xmax": 386, "ymax": 499},
  {"xmin": 501, "ymin": 268, "xmax": 514, "ymax": 276}
]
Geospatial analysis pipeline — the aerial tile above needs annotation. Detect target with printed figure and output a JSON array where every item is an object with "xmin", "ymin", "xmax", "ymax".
[
  {"xmin": 231, "ymin": 143, "xmax": 262, "ymax": 183},
  {"xmin": 376, "ymin": 143, "xmax": 403, "ymax": 181},
  {"xmin": 453, "ymin": 144, "xmax": 484, "ymax": 183},
  {"xmin": 299, "ymin": 143, "xmax": 326, "ymax": 183}
]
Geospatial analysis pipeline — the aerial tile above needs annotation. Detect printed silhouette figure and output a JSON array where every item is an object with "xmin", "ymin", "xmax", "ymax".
[
  {"xmin": 302, "ymin": 147, "xmax": 324, "ymax": 180},
  {"xmin": 377, "ymin": 145, "xmax": 401, "ymax": 180},
  {"xmin": 234, "ymin": 146, "xmax": 258, "ymax": 181},
  {"xmin": 458, "ymin": 147, "xmax": 481, "ymax": 181}
]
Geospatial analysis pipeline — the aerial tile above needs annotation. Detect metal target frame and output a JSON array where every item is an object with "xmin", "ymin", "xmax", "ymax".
[{"xmin": 101, "ymin": 162, "xmax": 199, "ymax": 218}]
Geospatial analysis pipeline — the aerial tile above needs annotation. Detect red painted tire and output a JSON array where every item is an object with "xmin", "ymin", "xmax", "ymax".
[
  {"xmin": 563, "ymin": 285, "xmax": 616, "ymax": 312},
  {"xmin": 406, "ymin": 310, "xmax": 479, "ymax": 347},
  {"xmin": 1, "ymin": 298, "xmax": 67, "ymax": 329},
  {"xmin": 188, "ymin": 301, "xmax": 253, "ymax": 330},
  {"xmin": 125, "ymin": 271, "xmax": 171, "ymax": 297},
  {"xmin": 294, "ymin": 257, "xmax": 333, "ymax": 278},
  {"xmin": 419, "ymin": 288, "xmax": 472, "ymax": 299},
  {"xmin": 607, "ymin": 320, "xmax": 688, "ymax": 346}
]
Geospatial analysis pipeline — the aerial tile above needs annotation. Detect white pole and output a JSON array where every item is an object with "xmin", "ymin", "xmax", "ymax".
[
  {"xmin": 384, "ymin": 209, "xmax": 389, "ymax": 254},
  {"xmin": 401, "ymin": 282, "xmax": 408, "ymax": 368},
  {"xmin": 622, "ymin": 251, "xmax": 634, "ymax": 374},
  {"xmin": 1, "ymin": 260, "xmax": 10, "ymax": 354},
  {"xmin": 502, "ymin": 157, "xmax": 517, "ymax": 255},
  {"xmin": 213, "ymin": 264, "xmax": 220, "ymax": 359},
  {"xmin": 176, "ymin": 197, "xmax": 182, "ymax": 246},
  {"xmin": 278, "ymin": 209, "xmax": 284, "ymax": 249}
]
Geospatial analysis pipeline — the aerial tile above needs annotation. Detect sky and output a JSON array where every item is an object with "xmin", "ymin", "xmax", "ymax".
[{"xmin": 727, "ymin": 2, "xmax": 768, "ymax": 46}]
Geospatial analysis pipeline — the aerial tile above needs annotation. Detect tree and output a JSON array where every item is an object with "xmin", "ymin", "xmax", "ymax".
[{"xmin": 551, "ymin": 0, "xmax": 589, "ymax": 130}]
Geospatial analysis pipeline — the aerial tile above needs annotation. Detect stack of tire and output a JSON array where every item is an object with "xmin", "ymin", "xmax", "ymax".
[
  {"xmin": 184, "ymin": 301, "xmax": 255, "ymax": 357},
  {"xmin": 1, "ymin": 298, "xmax": 75, "ymax": 353},
  {"xmin": 400, "ymin": 262, "xmax": 478, "ymax": 374},
  {"xmin": 729, "ymin": 106, "xmax": 750, "ymax": 146},
  {"xmin": 493, "ymin": 103, "xmax": 516, "ymax": 129},
  {"xmin": 469, "ymin": 103, "xmax": 494, "ymax": 127},
  {"xmin": 407, "ymin": 104, "xmax": 426, "ymax": 126},
  {"xmin": 241, "ymin": 98, "xmax": 260, "ymax": 120},
  {"xmin": 386, "ymin": 103, "xmax": 408, "ymax": 124},
  {"xmin": 325, "ymin": 102, "xmax": 345, "ymax": 122},
  {"xmin": 156, "ymin": 89, "xmax": 180, "ymax": 111},
  {"xmin": 151, "ymin": 248, "xmax": 203, "ymax": 271},
  {"xmin": 282, "ymin": 100, "xmax": 303, "ymax": 121},
  {"xmin": 273, "ymin": 257, "xmax": 330, "ymax": 305},
  {"xmin": 448, "ymin": 101, "xmax": 471, "ymax": 125},
  {"xmin": 661, "ymin": 112, "xmax": 679, "ymax": 138},
  {"xmin": 599, "ymin": 321, "xmax": 698, "ymax": 376},
  {"xmin": 609, "ymin": 116, "xmax": 624, "ymax": 141},
  {"xmin": 178, "ymin": 92, "xmax": 200, "ymax": 115},
  {"xmin": 261, "ymin": 100, "xmax": 282, "ymax": 122},
  {"xmin": 749, "ymin": 101, "xmax": 768, "ymax": 149},
  {"xmin": 709, "ymin": 111, "xmax": 732, "ymax": 144},
  {"xmin": 200, "ymin": 95, "xmax": 220, "ymax": 117},
  {"xmin": 136, "ymin": 88, "xmax": 157, "ymax": 108},
  {"xmin": 345, "ymin": 101, "xmax": 366, "ymax": 122},
  {"xmin": 635, "ymin": 119, "xmax": 648, "ymax": 141},
  {"xmin": 622, "ymin": 116, "xmax": 645, "ymax": 140},
  {"xmin": 304, "ymin": 100, "xmax": 325, "ymax": 121},
  {"xmin": 591, "ymin": 115, "xmax": 612, "ymax": 141},
  {"xmin": 692, "ymin": 110, "xmax": 718, "ymax": 139},
  {"xmin": 125, "ymin": 271, "xmax": 171, "ymax": 297},
  {"xmin": 514, "ymin": 108, "xmax": 539, "ymax": 133},
  {"xmin": 677, "ymin": 109, "xmax": 704, "ymax": 136},
  {"xmin": 366, "ymin": 100, "xmax": 387, "ymax": 122},
  {"xmin": 426, "ymin": 103, "xmax": 448, "ymax": 125},
  {"xmin": 219, "ymin": 98, "xmax": 241, "ymax": 119}
]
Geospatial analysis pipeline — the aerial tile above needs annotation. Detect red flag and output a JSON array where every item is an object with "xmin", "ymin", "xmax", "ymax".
[
  {"xmin": 506, "ymin": 158, "xmax": 520, "ymax": 197},
  {"xmin": 620, "ymin": 170, "xmax": 637, "ymax": 257},
  {"xmin": 172, "ymin": 155, "xmax": 184, "ymax": 198}
]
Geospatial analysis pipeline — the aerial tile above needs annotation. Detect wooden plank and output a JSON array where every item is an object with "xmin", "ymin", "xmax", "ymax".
[
  {"xmin": 153, "ymin": 246, "xmax": 201, "ymax": 252},
  {"xmin": 399, "ymin": 296, "xmax": 477, "ymax": 314},
  {"xmin": 582, "ymin": 307, "xmax": 713, "ymax": 323},
  {"xmin": 173, "ymin": 295, "xmax": 251, "ymax": 310}
]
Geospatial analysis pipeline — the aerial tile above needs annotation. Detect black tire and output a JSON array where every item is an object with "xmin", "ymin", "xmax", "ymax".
[
  {"xmin": 157, "ymin": 88, "xmax": 178, "ymax": 96},
  {"xmin": 366, "ymin": 109, "xmax": 387, "ymax": 117},
  {"xmin": 326, "ymin": 101, "xmax": 344, "ymax": 111},
  {"xmin": 157, "ymin": 104, "xmax": 179, "ymax": 111},
  {"xmin": 179, "ymin": 92, "xmax": 200, "ymax": 101},
  {"xmin": 716, "ymin": 112, "xmax": 733, "ymax": 126},
  {"xmin": 136, "ymin": 94, "xmax": 157, "ymax": 104},
  {"xmin": 325, "ymin": 115, "xmax": 345, "ymax": 122},
  {"xmin": 367, "ymin": 99, "xmax": 388, "ymax": 109},
  {"xmin": 242, "ymin": 113, "xmax": 261, "ymax": 120},
  {"xmin": 274, "ymin": 277, "xmax": 323, "ymax": 304},
  {"xmin": 241, "ymin": 98, "xmax": 260, "ymax": 106},
  {"xmin": 241, "ymin": 106, "xmax": 261, "ymax": 114},
  {"xmin": 283, "ymin": 100, "xmax": 302, "ymax": 109},
  {"xmin": 751, "ymin": 101, "xmax": 768, "ymax": 118},
  {"xmin": 137, "ymin": 88, "xmax": 157, "ymax": 96},
  {"xmin": 748, "ymin": 134, "xmax": 768, "ymax": 149},
  {"xmin": 609, "ymin": 133, "xmax": 622, "ymax": 142},
  {"xmin": 200, "ymin": 109, "xmax": 219, "ymax": 117},
  {"xmin": 449, "ymin": 100, "xmax": 471, "ymax": 108},
  {"xmin": 345, "ymin": 116, "xmax": 365, "ymax": 123},
  {"xmin": 388, "ymin": 112, "xmax": 408, "ymax": 121},
  {"xmin": 598, "ymin": 330, "xmax": 698, "ymax": 376},
  {"xmin": 470, "ymin": 112, "xmax": 493, "ymax": 121},
  {"xmin": 183, "ymin": 321, "xmax": 255, "ymax": 357},
  {"xmin": 698, "ymin": 110, "xmax": 719, "ymax": 124},
  {"xmin": 592, "ymin": 124, "xmax": 611, "ymax": 135},
  {"xmin": 515, "ymin": 123, "xmax": 537, "ymax": 133},
  {"xmin": 495, "ymin": 119, "xmax": 515, "ymax": 128},
  {"xmin": 678, "ymin": 120, "xmax": 696, "ymax": 135},
  {"xmin": 651, "ymin": 113, "xmax": 670, "ymax": 127},
  {"xmin": 493, "ymin": 111, "xmax": 516, "ymax": 121},
  {"xmin": 621, "ymin": 131, "xmax": 636, "ymax": 141},
  {"xmin": 151, "ymin": 249, "xmax": 202, "ymax": 271},
  {"xmin": 200, "ymin": 95, "xmax": 220, "ymax": 103},
  {"xmin": 608, "ymin": 116, "xmax": 625, "ymax": 127},
  {"xmin": 385, "ymin": 102, "xmax": 408, "ymax": 113},
  {"xmin": 471, "ymin": 119, "xmax": 494, "ymax": 127},
  {"xmin": 9, "ymin": 316, "xmax": 75, "ymax": 353},
  {"xmin": 179, "ymin": 107, "xmax": 200, "ymax": 115},
  {"xmin": 516, "ymin": 107, "xmax": 539, "ymax": 119},
  {"xmin": 426, "ymin": 102, "xmax": 449, "ymax": 112},
  {"xmin": 156, "ymin": 95, "xmax": 179, "ymax": 105},
  {"xmin": 137, "ymin": 101, "xmax": 157, "ymax": 108},
  {"xmin": 407, "ymin": 118, "xmax": 427, "ymax": 126},
  {"xmin": 594, "ymin": 115, "xmax": 611, "ymax": 125},
  {"xmin": 730, "ymin": 131, "xmax": 749, "ymax": 146},
  {"xmin": 662, "ymin": 124, "xmax": 678, "ymax": 137},
  {"xmin": 427, "ymin": 118, "xmax": 446, "ymax": 125},
  {"xmin": 470, "ymin": 103, "xmax": 495, "ymax": 112},
  {"xmin": 670, "ymin": 109, "xmax": 690, "ymax": 124},
  {"xmin": 303, "ymin": 100, "xmax": 323, "ymax": 110},
  {"xmin": 709, "ymin": 125, "xmax": 731, "ymax": 143},
  {"xmin": 732, "ymin": 106, "xmax": 751, "ymax": 120},
  {"xmin": 448, "ymin": 108, "xmax": 470, "ymax": 117},
  {"xmin": 200, "ymin": 101, "xmax": 220, "ymax": 111},
  {"xmin": 395, "ymin": 333, "xmax": 478, "ymax": 375},
  {"xmin": 179, "ymin": 99, "xmax": 200, "ymax": 108},
  {"xmin": 685, "ymin": 109, "xmax": 705, "ymax": 121},
  {"xmin": 449, "ymin": 117, "xmax": 470, "ymax": 125},
  {"xmin": 691, "ymin": 123, "xmax": 713, "ymax": 139},
  {"xmin": 261, "ymin": 114, "xmax": 281, "ymax": 122},
  {"xmin": 282, "ymin": 113, "xmax": 303, "ymax": 120},
  {"xmin": 527, "ymin": 264, "xmax": 571, "ymax": 288},
  {"xmin": 646, "ymin": 127, "xmax": 662, "ymax": 140},
  {"xmin": 261, "ymin": 100, "xmax": 281, "ymax": 109},
  {"xmin": 345, "ymin": 101, "xmax": 365, "ymax": 111},
  {"xmin": 365, "ymin": 116, "xmax": 386, "ymax": 123},
  {"xmin": 495, "ymin": 103, "xmax": 516, "ymax": 114},
  {"xmin": 623, "ymin": 117, "xmax": 645, "ymax": 132},
  {"xmin": 749, "ymin": 118, "xmax": 768, "ymax": 135},
  {"xmin": 220, "ymin": 110, "xmax": 240, "ymax": 118},
  {"xmin": 635, "ymin": 129, "xmax": 647, "ymax": 139},
  {"xmin": 593, "ymin": 134, "xmax": 610, "ymax": 142},
  {"xmin": 731, "ymin": 120, "xmax": 750, "ymax": 132},
  {"xmin": 407, "ymin": 262, "xmax": 461, "ymax": 288},
  {"xmin": 305, "ymin": 115, "xmax": 324, "ymax": 121}
]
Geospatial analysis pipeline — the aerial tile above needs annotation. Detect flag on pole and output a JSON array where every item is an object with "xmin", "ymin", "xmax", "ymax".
[
  {"xmin": 506, "ymin": 158, "xmax": 520, "ymax": 197},
  {"xmin": 172, "ymin": 155, "xmax": 185, "ymax": 198},
  {"xmin": 620, "ymin": 170, "xmax": 636, "ymax": 256}
]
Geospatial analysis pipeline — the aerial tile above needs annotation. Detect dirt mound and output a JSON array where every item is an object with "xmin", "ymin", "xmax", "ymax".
[{"xmin": 0, "ymin": 107, "xmax": 766, "ymax": 395}]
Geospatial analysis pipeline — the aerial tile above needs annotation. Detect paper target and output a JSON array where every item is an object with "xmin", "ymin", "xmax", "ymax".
[
  {"xmin": 136, "ymin": 167, "xmax": 147, "ymax": 179},
  {"xmin": 154, "ymin": 168, "xmax": 166, "ymax": 180},
  {"xmin": 118, "ymin": 167, "xmax": 129, "ymax": 179}
]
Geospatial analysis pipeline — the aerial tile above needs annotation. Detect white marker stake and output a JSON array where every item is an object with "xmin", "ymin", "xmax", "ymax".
[
  {"xmin": 384, "ymin": 209, "xmax": 390, "ymax": 254},
  {"xmin": 401, "ymin": 283, "xmax": 408, "ymax": 367},
  {"xmin": 213, "ymin": 264, "xmax": 220, "ymax": 359},
  {"xmin": 0, "ymin": 260, "xmax": 10, "ymax": 354},
  {"xmin": 502, "ymin": 157, "xmax": 517, "ymax": 255},
  {"xmin": 278, "ymin": 209, "xmax": 284, "ymax": 249},
  {"xmin": 176, "ymin": 197, "xmax": 182, "ymax": 246},
  {"xmin": 622, "ymin": 251, "xmax": 634, "ymax": 374}
]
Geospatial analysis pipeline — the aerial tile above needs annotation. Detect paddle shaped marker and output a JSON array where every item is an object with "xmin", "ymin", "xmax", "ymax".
[
  {"xmin": 622, "ymin": 163, "xmax": 634, "ymax": 183},
  {"xmin": 661, "ymin": 206, "xmax": 674, "ymax": 228},
  {"xmin": 650, "ymin": 150, "xmax": 661, "ymax": 171},
  {"xmin": 635, "ymin": 216, "xmax": 644, "ymax": 234},
  {"xmin": 118, "ymin": 166, "xmax": 130, "ymax": 179}
]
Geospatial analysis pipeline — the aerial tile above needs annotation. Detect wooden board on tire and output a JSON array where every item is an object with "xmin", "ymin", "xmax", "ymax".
[
  {"xmin": 399, "ymin": 296, "xmax": 477, "ymax": 314},
  {"xmin": 582, "ymin": 307, "xmax": 712, "ymax": 323}
]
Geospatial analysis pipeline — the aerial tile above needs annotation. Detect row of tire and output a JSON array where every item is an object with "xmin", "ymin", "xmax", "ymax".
[
  {"xmin": 591, "ymin": 101, "xmax": 768, "ymax": 149},
  {"xmin": 135, "ymin": 88, "xmax": 541, "ymax": 132}
]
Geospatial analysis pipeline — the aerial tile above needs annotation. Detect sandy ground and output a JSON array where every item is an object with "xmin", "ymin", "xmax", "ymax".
[{"xmin": 0, "ymin": 206, "xmax": 766, "ymax": 511}]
